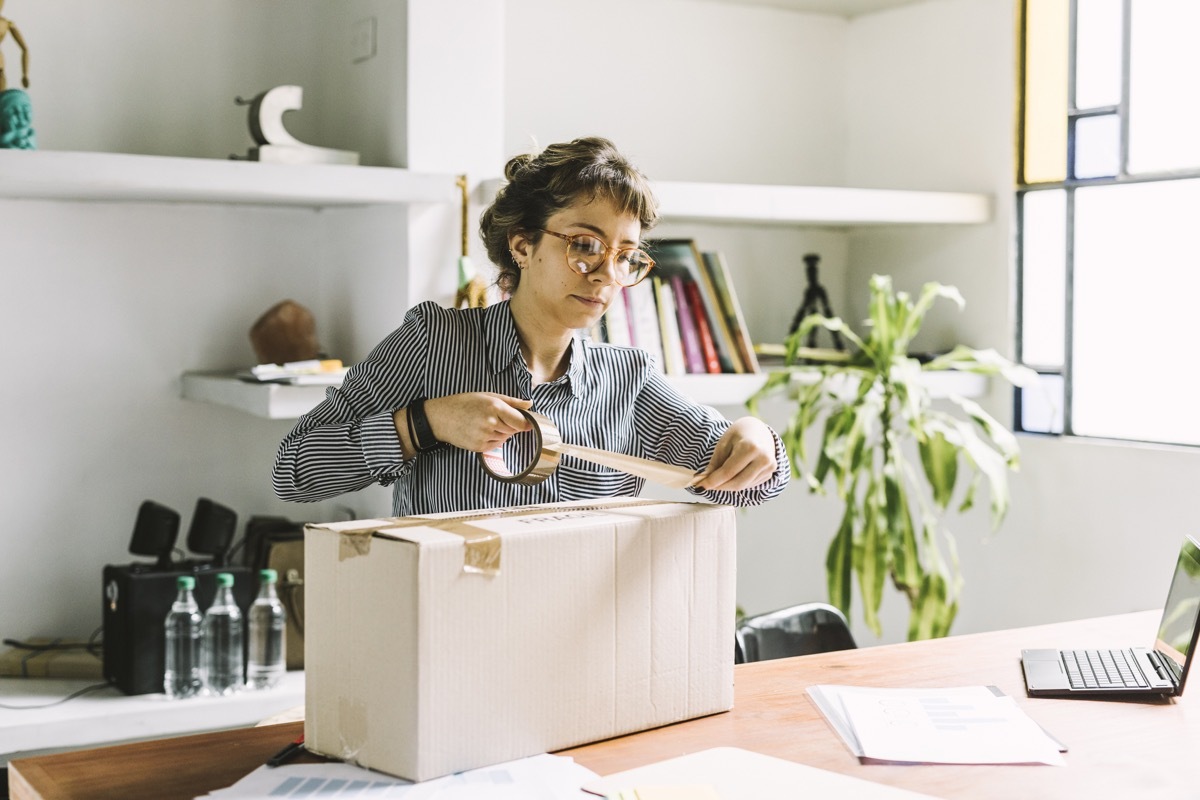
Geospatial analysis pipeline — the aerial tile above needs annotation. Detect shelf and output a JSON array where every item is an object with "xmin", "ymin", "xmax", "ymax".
[
  {"xmin": 477, "ymin": 178, "xmax": 991, "ymax": 227},
  {"xmin": 0, "ymin": 150, "xmax": 459, "ymax": 208},
  {"xmin": 181, "ymin": 369, "xmax": 986, "ymax": 420}
]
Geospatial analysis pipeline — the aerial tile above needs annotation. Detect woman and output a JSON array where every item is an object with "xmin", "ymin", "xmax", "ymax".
[{"xmin": 272, "ymin": 137, "xmax": 789, "ymax": 515}]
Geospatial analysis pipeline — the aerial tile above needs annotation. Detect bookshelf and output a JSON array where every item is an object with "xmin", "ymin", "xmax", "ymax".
[
  {"xmin": 0, "ymin": 150, "xmax": 458, "ymax": 207},
  {"xmin": 181, "ymin": 369, "xmax": 985, "ymax": 420}
]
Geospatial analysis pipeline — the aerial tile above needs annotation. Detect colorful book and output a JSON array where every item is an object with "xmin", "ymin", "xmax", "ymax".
[
  {"xmin": 647, "ymin": 239, "xmax": 739, "ymax": 372},
  {"xmin": 601, "ymin": 287, "xmax": 633, "ymax": 347},
  {"xmin": 702, "ymin": 251, "xmax": 760, "ymax": 373},
  {"xmin": 683, "ymin": 278, "xmax": 722, "ymax": 374},
  {"xmin": 667, "ymin": 274, "xmax": 705, "ymax": 373},
  {"xmin": 652, "ymin": 276, "xmax": 686, "ymax": 376},
  {"xmin": 625, "ymin": 281, "xmax": 666, "ymax": 372}
]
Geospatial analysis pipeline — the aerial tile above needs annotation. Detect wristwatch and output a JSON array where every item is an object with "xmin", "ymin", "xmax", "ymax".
[{"xmin": 406, "ymin": 398, "xmax": 443, "ymax": 453}]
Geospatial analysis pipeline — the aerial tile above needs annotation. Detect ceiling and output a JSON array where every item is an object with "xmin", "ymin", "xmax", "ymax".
[{"xmin": 711, "ymin": 0, "xmax": 923, "ymax": 17}]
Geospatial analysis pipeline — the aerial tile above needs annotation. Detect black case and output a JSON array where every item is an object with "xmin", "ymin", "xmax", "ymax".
[{"xmin": 102, "ymin": 563, "xmax": 254, "ymax": 695}]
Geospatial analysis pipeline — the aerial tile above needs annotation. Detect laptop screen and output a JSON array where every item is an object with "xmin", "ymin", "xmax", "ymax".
[{"xmin": 1154, "ymin": 535, "xmax": 1200, "ymax": 680}]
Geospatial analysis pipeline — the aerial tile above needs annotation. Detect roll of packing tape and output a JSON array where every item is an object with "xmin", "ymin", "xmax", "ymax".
[
  {"xmin": 478, "ymin": 409, "xmax": 700, "ymax": 490},
  {"xmin": 477, "ymin": 409, "xmax": 562, "ymax": 485}
]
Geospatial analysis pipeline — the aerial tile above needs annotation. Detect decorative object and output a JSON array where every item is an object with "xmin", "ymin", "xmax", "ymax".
[
  {"xmin": 749, "ymin": 275, "xmax": 1036, "ymax": 641},
  {"xmin": 233, "ymin": 85, "xmax": 359, "ymax": 165},
  {"xmin": 0, "ymin": 0, "xmax": 30, "ymax": 92},
  {"xmin": 454, "ymin": 175, "xmax": 488, "ymax": 309},
  {"xmin": 0, "ymin": 86, "xmax": 33, "ymax": 149},
  {"xmin": 249, "ymin": 299, "xmax": 323, "ymax": 365}
]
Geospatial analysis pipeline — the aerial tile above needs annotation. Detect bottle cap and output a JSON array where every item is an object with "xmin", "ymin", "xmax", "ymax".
[
  {"xmin": 259, "ymin": 568, "xmax": 278, "ymax": 584},
  {"xmin": 176, "ymin": 575, "xmax": 195, "ymax": 590},
  {"xmin": 216, "ymin": 572, "xmax": 235, "ymax": 588}
]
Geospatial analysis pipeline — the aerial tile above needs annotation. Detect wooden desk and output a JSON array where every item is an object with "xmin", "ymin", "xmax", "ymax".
[{"xmin": 10, "ymin": 611, "xmax": 1197, "ymax": 800}]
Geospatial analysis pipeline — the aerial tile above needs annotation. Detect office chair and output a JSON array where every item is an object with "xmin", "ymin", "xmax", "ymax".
[{"xmin": 734, "ymin": 602, "xmax": 857, "ymax": 664}]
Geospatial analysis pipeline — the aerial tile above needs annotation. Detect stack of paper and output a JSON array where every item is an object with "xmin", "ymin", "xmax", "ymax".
[
  {"xmin": 195, "ymin": 753, "xmax": 598, "ymax": 799},
  {"xmin": 807, "ymin": 685, "xmax": 1066, "ymax": 766}
]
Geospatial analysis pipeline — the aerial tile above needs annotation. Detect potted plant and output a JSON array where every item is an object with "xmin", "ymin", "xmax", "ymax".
[{"xmin": 748, "ymin": 275, "xmax": 1036, "ymax": 641}]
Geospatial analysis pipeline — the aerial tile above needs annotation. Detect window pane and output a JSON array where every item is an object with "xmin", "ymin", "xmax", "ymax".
[
  {"xmin": 1020, "ymin": 189, "xmax": 1066, "ymax": 368},
  {"xmin": 1075, "ymin": 0, "xmax": 1123, "ymax": 110},
  {"xmin": 1073, "ymin": 114, "xmax": 1121, "ymax": 178},
  {"xmin": 1023, "ymin": 0, "xmax": 1070, "ymax": 183},
  {"xmin": 1073, "ymin": 179, "xmax": 1200, "ymax": 445},
  {"xmin": 1018, "ymin": 373, "xmax": 1064, "ymax": 434},
  {"xmin": 1129, "ymin": 3, "xmax": 1200, "ymax": 173}
]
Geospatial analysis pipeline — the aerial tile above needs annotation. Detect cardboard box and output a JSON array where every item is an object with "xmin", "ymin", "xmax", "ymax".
[{"xmin": 304, "ymin": 498, "xmax": 736, "ymax": 782}]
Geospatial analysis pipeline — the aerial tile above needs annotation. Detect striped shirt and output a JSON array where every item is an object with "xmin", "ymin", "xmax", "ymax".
[{"xmin": 272, "ymin": 300, "xmax": 789, "ymax": 516}]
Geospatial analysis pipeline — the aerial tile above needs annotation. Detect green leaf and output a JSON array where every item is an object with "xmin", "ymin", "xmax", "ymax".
[
  {"xmin": 857, "ymin": 477, "xmax": 889, "ymax": 638},
  {"xmin": 918, "ymin": 429, "xmax": 959, "ymax": 509},
  {"xmin": 884, "ymin": 463, "xmax": 920, "ymax": 594},
  {"xmin": 826, "ymin": 503, "xmax": 856, "ymax": 617}
]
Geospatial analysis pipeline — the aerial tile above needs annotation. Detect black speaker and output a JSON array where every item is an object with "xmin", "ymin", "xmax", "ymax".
[
  {"xmin": 128, "ymin": 501, "xmax": 181, "ymax": 569},
  {"xmin": 102, "ymin": 498, "xmax": 251, "ymax": 695},
  {"xmin": 186, "ymin": 498, "xmax": 238, "ymax": 566},
  {"xmin": 102, "ymin": 563, "xmax": 254, "ymax": 695}
]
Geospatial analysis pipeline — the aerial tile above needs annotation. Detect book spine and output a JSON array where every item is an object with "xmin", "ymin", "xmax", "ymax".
[
  {"xmin": 625, "ymin": 281, "xmax": 666, "ymax": 372},
  {"xmin": 703, "ymin": 251, "xmax": 760, "ymax": 373},
  {"xmin": 653, "ymin": 276, "xmax": 687, "ymax": 376},
  {"xmin": 684, "ymin": 279, "xmax": 722, "ymax": 374},
  {"xmin": 602, "ymin": 288, "xmax": 633, "ymax": 347},
  {"xmin": 668, "ymin": 274, "xmax": 705, "ymax": 373}
]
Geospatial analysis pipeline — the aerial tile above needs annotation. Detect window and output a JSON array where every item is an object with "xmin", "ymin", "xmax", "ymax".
[{"xmin": 1017, "ymin": 0, "xmax": 1200, "ymax": 446}]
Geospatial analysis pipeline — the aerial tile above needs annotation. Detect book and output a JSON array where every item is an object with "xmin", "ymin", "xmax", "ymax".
[
  {"xmin": 683, "ymin": 278, "xmax": 722, "ymax": 374},
  {"xmin": 601, "ymin": 287, "xmax": 633, "ymax": 347},
  {"xmin": 625, "ymin": 280, "xmax": 666, "ymax": 372},
  {"xmin": 652, "ymin": 276, "xmax": 687, "ymax": 376},
  {"xmin": 647, "ymin": 239, "xmax": 740, "ymax": 372},
  {"xmin": 668, "ymin": 273, "xmax": 705, "ymax": 373},
  {"xmin": 702, "ymin": 251, "xmax": 760, "ymax": 373}
]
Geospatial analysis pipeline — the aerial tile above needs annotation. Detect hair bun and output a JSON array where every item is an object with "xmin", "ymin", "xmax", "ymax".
[{"xmin": 504, "ymin": 153, "xmax": 536, "ymax": 182}]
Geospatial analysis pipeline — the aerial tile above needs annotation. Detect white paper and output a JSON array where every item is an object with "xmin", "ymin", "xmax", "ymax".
[
  {"xmin": 195, "ymin": 753, "xmax": 599, "ymax": 799},
  {"xmin": 809, "ymin": 685, "xmax": 1064, "ymax": 766}
]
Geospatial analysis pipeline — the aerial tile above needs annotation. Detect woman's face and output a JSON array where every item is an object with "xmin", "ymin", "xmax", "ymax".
[{"xmin": 510, "ymin": 195, "xmax": 642, "ymax": 334}]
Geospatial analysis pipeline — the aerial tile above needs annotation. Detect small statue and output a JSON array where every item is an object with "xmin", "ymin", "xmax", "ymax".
[
  {"xmin": 233, "ymin": 85, "xmax": 359, "ymax": 165},
  {"xmin": 0, "ymin": 0, "xmax": 30, "ymax": 92},
  {"xmin": 788, "ymin": 253, "xmax": 844, "ymax": 351},
  {"xmin": 0, "ymin": 87, "xmax": 34, "ymax": 149}
]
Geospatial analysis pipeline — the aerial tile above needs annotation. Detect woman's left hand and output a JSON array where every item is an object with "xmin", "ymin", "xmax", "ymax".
[{"xmin": 690, "ymin": 416, "xmax": 779, "ymax": 493}]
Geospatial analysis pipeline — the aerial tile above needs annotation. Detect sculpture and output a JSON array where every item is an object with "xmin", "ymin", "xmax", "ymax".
[
  {"xmin": 0, "ymin": 87, "xmax": 34, "ymax": 149},
  {"xmin": 233, "ymin": 85, "xmax": 358, "ymax": 165},
  {"xmin": 0, "ymin": 0, "xmax": 30, "ymax": 92}
]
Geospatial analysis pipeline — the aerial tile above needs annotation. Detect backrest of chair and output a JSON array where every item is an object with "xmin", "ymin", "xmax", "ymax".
[{"xmin": 736, "ymin": 602, "xmax": 856, "ymax": 663}]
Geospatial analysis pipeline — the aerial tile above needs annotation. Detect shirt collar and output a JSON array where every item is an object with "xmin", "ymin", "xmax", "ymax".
[{"xmin": 485, "ymin": 300, "xmax": 584, "ymax": 397}]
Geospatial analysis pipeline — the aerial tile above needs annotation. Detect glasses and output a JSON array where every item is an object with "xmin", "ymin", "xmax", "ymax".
[{"xmin": 538, "ymin": 229, "xmax": 656, "ymax": 288}]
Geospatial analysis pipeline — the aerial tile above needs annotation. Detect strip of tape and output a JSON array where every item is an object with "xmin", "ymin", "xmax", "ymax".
[{"xmin": 477, "ymin": 409, "xmax": 699, "ymax": 489}]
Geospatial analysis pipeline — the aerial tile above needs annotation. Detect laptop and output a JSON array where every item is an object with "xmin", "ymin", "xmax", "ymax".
[{"xmin": 1021, "ymin": 534, "xmax": 1200, "ymax": 698}]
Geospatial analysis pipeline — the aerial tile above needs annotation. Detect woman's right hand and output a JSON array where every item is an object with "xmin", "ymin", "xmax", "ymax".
[{"xmin": 423, "ymin": 393, "xmax": 533, "ymax": 452}]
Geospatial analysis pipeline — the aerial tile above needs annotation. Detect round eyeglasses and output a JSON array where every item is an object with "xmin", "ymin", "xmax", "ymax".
[{"xmin": 538, "ymin": 229, "xmax": 656, "ymax": 288}]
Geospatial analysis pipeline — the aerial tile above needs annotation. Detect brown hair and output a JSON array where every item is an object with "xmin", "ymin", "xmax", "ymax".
[{"xmin": 479, "ymin": 137, "xmax": 659, "ymax": 293}]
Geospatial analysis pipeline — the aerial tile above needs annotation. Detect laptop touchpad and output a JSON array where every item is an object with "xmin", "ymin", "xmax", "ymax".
[{"xmin": 1023, "ymin": 658, "xmax": 1068, "ymax": 690}]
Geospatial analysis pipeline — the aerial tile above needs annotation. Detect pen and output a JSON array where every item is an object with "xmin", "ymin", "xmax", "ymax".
[{"xmin": 266, "ymin": 735, "xmax": 305, "ymax": 768}]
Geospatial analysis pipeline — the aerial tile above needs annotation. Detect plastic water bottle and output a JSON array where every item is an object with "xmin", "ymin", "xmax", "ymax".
[
  {"xmin": 201, "ymin": 572, "xmax": 244, "ymax": 695},
  {"xmin": 247, "ymin": 568, "xmax": 287, "ymax": 690},
  {"xmin": 163, "ymin": 575, "xmax": 202, "ymax": 699}
]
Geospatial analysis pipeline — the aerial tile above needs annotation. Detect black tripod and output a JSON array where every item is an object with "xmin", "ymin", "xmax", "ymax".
[{"xmin": 788, "ymin": 253, "xmax": 844, "ymax": 351}]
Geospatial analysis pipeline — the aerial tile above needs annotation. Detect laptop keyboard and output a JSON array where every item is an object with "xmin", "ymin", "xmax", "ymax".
[{"xmin": 1062, "ymin": 649, "xmax": 1149, "ymax": 689}]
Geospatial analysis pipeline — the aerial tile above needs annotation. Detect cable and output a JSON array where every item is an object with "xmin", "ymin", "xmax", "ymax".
[{"xmin": 0, "ymin": 681, "xmax": 112, "ymax": 710}]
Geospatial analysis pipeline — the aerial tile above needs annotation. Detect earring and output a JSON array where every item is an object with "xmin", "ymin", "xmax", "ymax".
[{"xmin": 510, "ymin": 250, "xmax": 525, "ymax": 269}]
